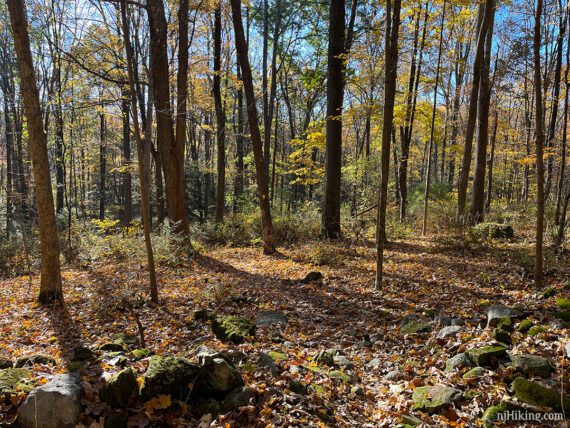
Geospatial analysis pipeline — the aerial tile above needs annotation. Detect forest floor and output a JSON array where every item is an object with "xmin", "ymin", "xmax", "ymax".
[{"xmin": 0, "ymin": 232, "xmax": 569, "ymax": 427}]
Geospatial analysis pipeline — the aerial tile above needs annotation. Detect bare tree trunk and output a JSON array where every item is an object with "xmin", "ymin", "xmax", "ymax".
[
  {"xmin": 485, "ymin": 108, "xmax": 499, "ymax": 212},
  {"xmin": 7, "ymin": 0, "xmax": 62, "ymax": 303},
  {"xmin": 99, "ymin": 109, "xmax": 106, "ymax": 220},
  {"xmin": 533, "ymin": 0, "xmax": 545, "ymax": 288},
  {"xmin": 230, "ymin": 0, "xmax": 275, "ymax": 253},
  {"xmin": 322, "ymin": 0, "xmax": 346, "ymax": 239},
  {"xmin": 214, "ymin": 5, "xmax": 226, "ymax": 223},
  {"xmin": 375, "ymin": 0, "xmax": 402, "ymax": 290},
  {"xmin": 121, "ymin": 87, "xmax": 132, "ymax": 226},
  {"xmin": 233, "ymin": 60, "xmax": 244, "ymax": 212}
]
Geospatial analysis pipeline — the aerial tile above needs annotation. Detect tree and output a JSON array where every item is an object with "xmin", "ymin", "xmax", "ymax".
[
  {"xmin": 375, "ymin": 0, "xmax": 402, "ymax": 290},
  {"xmin": 230, "ymin": 0, "xmax": 275, "ymax": 254},
  {"xmin": 321, "ymin": 0, "xmax": 346, "ymax": 239},
  {"xmin": 213, "ymin": 3, "xmax": 226, "ymax": 224},
  {"xmin": 7, "ymin": 0, "xmax": 62, "ymax": 303},
  {"xmin": 533, "ymin": 0, "xmax": 545, "ymax": 287}
]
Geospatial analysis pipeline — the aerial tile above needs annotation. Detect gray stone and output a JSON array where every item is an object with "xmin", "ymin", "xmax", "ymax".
[
  {"xmin": 487, "ymin": 305, "xmax": 521, "ymax": 328},
  {"xmin": 211, "ymin": 315, "xmax": 255, "ymax": 344},
  {"xmin": 462, "ymin": 367, "xmax": 487, "ymax": 379},
  {"xmin": 193, "ymin": 358, "xmax": 244, "ymax": 399},
  {"xmin": 512, "ymin": 378, "xmax": 570, "ymax": 412},
  {"xmin": 412, "ymin": 385, "xmax": 462, "ymax": 414},
  {"xmin": 15, "ymin": 354, "xmax": 56, "ymax": 368},
  {"xmin": 566, "ymin": 343, "xmax": 570, "ymax": 358},
  {"xmin": 445, "ymin": 353, "xmax": 474, "ymax": 371},
  {"xmin": 437, "ymin": 325, "xmax": 462, "ymax": 339},
  {"xmin": 256, "ymin": 310, "xmax": 288, "ymax": 326},
  {"xmin": 399, "ymin": 315, "xmax": 433, "ymax": 335},
  {"xmin": 140, "ymin": 356, "xmax": 200, "ymax": 399},
  {"xmin": 333, "ymin": 355, "xmax": 353, "ymax": 369},
  {"xmin": 510, "ymin": 354, "xmax": 554, "ymax": 378},
  {"xmin": 100, "ymin": 368, "xmax": 138, "ymax": 408},
  {"xmin": 367, "ymin": 358, "xmax": 382, "ymax": 369},
  {"xmin": 385, "ymin": 370, "xmax": 403, "ymax": 381},
  {"xmin": 195, "ymin": 346, "xmax": 222, "ymax": 365},
  {"xmin": 18, "ymin": 373, "xmax": 81, "ymax": 428},
  {"xmin": 259, "ymin": 352, "xmax": 279, "ymax": 376},
  {"xmin": 402, "ymin": 414, "xmax": 423, "ymax": 426},
  {"xmin": 467, "ymin": 344, "xmax": 508, "ymax": 367}
]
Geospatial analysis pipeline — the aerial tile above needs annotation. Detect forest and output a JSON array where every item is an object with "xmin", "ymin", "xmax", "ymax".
[{"xmin": 0, "ymin": 0, "xmax": 569, "ymax": 425}]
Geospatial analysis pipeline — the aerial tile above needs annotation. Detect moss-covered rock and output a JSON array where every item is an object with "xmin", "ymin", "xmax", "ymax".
[
  {"xmin": 493, "ymin": 328, "xmax": 511, "ymax": 344},
  {"xmin": 0, "ymin": 357, "xmax": 12, "ymax": 369},
  {"xmin": 467, "ymin": 345, "xmax": 507, "ymax": 367},
  {"xmin": 482, "ymin": 402, "xmax": 522, "ymax": 420},
  {"xmin": 289, "ymin": 380, "xmax": 307, "ymax": 394},
  {"xmin": 191, "ymin": 386, "xmax": 254, "ymax": 418},
  {"xmin": 462, "ymin": 367, "xmax": 487, "ymax": 379},
  {"xmin": 100, "ymin": 343, "xmax": 126, "ymax": 352},
  {"xmin": 314, "ymin": 349, "xmax": 337, "ymax": 365},
  {"xmin": 0, "ymin": 368, "xmax": 31, "ymax": 395},
  {"xmin": 192, "ymin": 357, "xmax": 244, "ymax": 399},
  {"xmin": 100, "ymin": 368, "xmax": 138, "ymax": 408},
  {"xmin": 140, "ymin": 356, "xmax": 200, "ymax": 399},
  {"xmin": 329, "ymin": 370, "xmax": 351, "ymax": 383},
  {"xmin": 517, "ymin": 319, "xmax": 533, "ymax": 333},
  {"xmin": 542, "ymin": 287, "xmax": 558, "ymax": 298},
  {"xmin": 512, "ymin": 378, "xmax": 570, "ymax": 412},
  {"xmin": 554, "ymin": 311, "xmax": 570, "ymax": 322},
  {"xmin": 528, "ymin": 325, "xmax": 546, "ymax": 336},
  {"xmin": 556, "ymin": 298, "xmax": 570, "ymax": 310},
  {"xmin": 130, "ymin": 349, "xmax": 150, "ymax": 361},
  {"xmin": 496, "ymin": 317, "xmax": 513, "ymax": 332},
  {"xmin": 412, "ymin": 385, "xmax": 462, "ymax": 414},
  {"xmin": 474, "ymin": 222, "xmax": 514, "ymax": 239},
  {"xmin": 15, "ymin": 354, "xmax": 56, "ymax": 368},
  {"xmin": 400, "ymin": 317, "xmax": 432, "ymax": 335},
  {"xmin": 445, "ymin": 353, "xmax": 474, "ymax": 372},
  {"xmin": 510, "ymin": 354, "xmax": 553, "ymax": 378},
  {"xmin": 111, "ymin": 333, "xmax": 139, "ymax": 348},
  {"xmin": 401, "ymin": 414, "xmax": 423, "ymax": 426},
  {"xmin": 72, "ymin": 346, "xmax": 96, "ymax": 362},
  {"xmin": 211, "ymin": 315, "xmax": 255, "ymax": 344},
  {"xmin": 266, "ymin": 351, "xmax": 286, "ymax": 362}
]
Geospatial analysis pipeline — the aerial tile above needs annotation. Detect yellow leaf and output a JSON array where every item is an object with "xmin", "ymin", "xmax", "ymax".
[{"xmin": 144, "ymin": 394, "xmax": 172, "ymax": 412}]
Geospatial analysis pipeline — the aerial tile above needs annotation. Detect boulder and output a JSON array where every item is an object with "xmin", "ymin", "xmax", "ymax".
[
  {"xmin": 445, "ymin": 353, "xmax": 474, "ymax": 372},
  {"xmin": 211, "ymin": 315, "xmax": 255, "ymax": 344},
  {"xmin": 191, "ymin": 386, "xmax": 254, "ymax": 417},
  {"xmin": 0, "ymin": 356, "xmax": 12, "ymax": 369},
  {"xmin": 100, "ymin": 368, "xmax": 138, "ymax": 408},
  {"xmin": 437, "ymin": 326, "xmax": 462, "ymax": 339},
  {"xmin": 255, "ymin": 310, "xmax": 287, "ymax": 327},
  {"xmin": 259, "ymin": 352, "xmax": 279, "ymax": 376},
  {"xmin": 434, "ymin": 316, "xmax": 463, "ymax": 327},
  {"xmin": 510, "ymin": 354, "xmax": 554, "ymax": 378},
  {"xmin": 400, "ymin": 315, "xmax": 432, "ymax": 335},
  {"xmin": 493, "ymin": 328, "xmax": 511, "ymax": 344},
  {"xmin": 482, "ymin": 402, "xmax": 522, "ymax": 421},
  {"xmin": 130, "ymin": 348, "xmax": 150, "ymax": 361},
  {"xmin": 193, "ymin": 357, "xmax": 244, "ymax": 399},
  {"xmin": 314, "ymin": 349, "xmax": 338, "ymax": 365},
  {"xmin": 18, "ymin": 373, "xmax": 81, "ymax": 428},
  {"xmin": 401, "ymin": 414, "xmax": 423, "ymax": 426},
  {"xmin": 140, "ymin": 356, "xmax": 200, "ymax": 399},
  {"xmin": 0, "ymin": 368, "xmax": 31, "ymax": 395},
  {"xmin": 487, "ymin": 306, "xmax": 521, "ymax": 328},
  {"xmin": 412, "ymin": 385, "xmax": 462, "ymax": 414},
  {"xmin": 462, "ymin": 367, "xmax": 487, "ymax": 379},
  {"xmin": 467, "ymin": 345, "xmax": 507, "ymax": 367},
  {"xmin": 385, "ymin": 370, "xmax": 403, "ymax": 382},
  {"xmin": 518, "ymin": 319, "xmax": 533, "ymax": 333},
  {"xmin": 111, "ymin": 333, "xmax": 139, "ymax": 348},
  {"xmin": 15, "ymin": 354, "xmax": 56, "ymax": 368},
  {"xmin": 333, "ymin": 355, "xmax": 353, "ymax": 369},
  {"xmin": 301, "ymin": 271, "xmax": 323, "ymax": 283},
  {"xmin": 512, "ymin": 378, "xmax": 570, "ymax": 412},
  {"xmin": 473, "ymin": 222, "xmax": 514, "ymax": 239}
]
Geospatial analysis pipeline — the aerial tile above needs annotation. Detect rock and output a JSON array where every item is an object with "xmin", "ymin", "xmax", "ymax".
[
  {"xmin": 510, "ymin": 354, "xmax": 554, "ymax": 378},
  {"xmin": 100, "ymin": 343, "xmax": 125, "ymax": 352},
  {"xmin": 0, "ymin": 368, "xmax": 32, "ymax": 395},
  {"xmin": 140, "ymin": 356, "xmax": 200, "ymax": 400},
  {"xmin": 255, "ymin": 310, "xmax": 287, "ymax": 326},
  {"xmin": 566, "ymin": 343, "xmax": 570, "ymax": 358},
  {"xmin": 473, "ymin": 222, "xmax": 514, "ymax": 239},
  {"xmin": 467, "ymin": 345, "xmax": 507, "ymax": 367},
  {"xmin": 193, "ymin": 309, "xmax": 213, "ymax": 321},
  {"xmin": 72, "ymin": 346, "xmax": 96, "ymax": 362},
  {"xmin": 487, "ymin": 306, "xmax": 521, "ymax": 328},
  {"xmin": 385, "ymin": 370, "xmax": 403, "ymax": 381},
  {"xmin": 512, "ymin": 378, "xmax": 570, "ymax": 412},
  {"xmin": 351, "ymin": 385, "xmax": 365, "ymax": 396},
  {"xmin": 191, "ymin": 386, "xmax": 254, "ymax": 418},
  {"xmin": 445, "ymin": 353, "xmax": 474, "ymax": 371},
  {"xmin": 18, "ymin": 373, "xmax": 81, "ymax": 428},
  {"xmin": 259, "ymin": 352, "xmax": 279, "ymax": 376},
  {"xmin": 130, "ymin": 348, "xmax": 150, "ymax": 361},
  {"xmin": 0, "ymin": 357, "xmax": 12, "ymax": 369},
  {"xmin": 111, "ymin": 333, "xmax": 139, "ymax": 348},
  {"xmin": 329, "ymin": 370, "xmax": 352, "ymax": 383},
  {"xmin": 15, "ymin": 354, "xmax": 57, "ymax": 368},
  {"xmin": 542, "ymin": 287, "xmax": 558, "ymax": 298},
  {"xmin": 493, "ymin": 327, "xmax": 511, "ymax": 344},
  {"xmin": 333, "ymin": 355, "xmax": 353, "ymax": 369},
  {"xmin": 104, "ymin": 411, "xmax": 128, "ymax": 428},
  {"xmin": 528, "ymin": 325, "xmax": 546, "ymax": 336},
  {"xmin": 289, "ymin": 379, "xmax": 307, "ymax": 394},
  {"xmin": 193, "ymin": 357, "xmax": 244, "ymax": 399},
  {"xmin": 554, "ymin": 311, "xmax": 570, "ymax": 322},
  {"xmin": 266, "ymin": 351, "xmax": 286, "ymax": 362},
  {"xmin": 482, "ymin": 402, "xmax": 522, "ymax": 421},
  {"xmin": 301, "ymin": 271, "xmax": 323, "ymax": 283},
  {"xmin": 195, "ymin": 346, "xmax": 221, "ymax": 365},
  {"xmin": 314, "ymin": 349, "xmax": 337, "ymax": 365},
  {"xmin": 412, "ymin": 385, "xmax": 462, "ymax": 414},
  {"xmin": 400, "ymin": 315, "xmax": 432, "ymax": 335},
  {"xmin": 100, "ymin": 368, "xmax": 138, "ymax": 408},
  {"xmin": 556, "ymin": 298, "xmax": 570, "ymax": 310},
  {"xmin": 462, "ymin": 367, "xmax": 487, "ymax": 379},
  {"xmin": 437, "ymin": 326, "xmax": 462, "ymax": 339},
  {"xmin": 367, "ymin": 358, "xmax": 382, "ymax": 369},
  {"xmin": 434, "ymin": 316, "xmax": 463, "ymax": 326},
  {"xmin": 517, "ymin": 319, "xmax": 533, "ymax": 333},
  {"xmin": 496, "ymin": 317, "xmax": 513, "ymax": 332},
  {"xmin": 211, "ymin": 315, "xmax": 255, "ymax": 344},
  {"xmin": 401, "ymin": 414, "xmax": 423, "ymax": 426}
]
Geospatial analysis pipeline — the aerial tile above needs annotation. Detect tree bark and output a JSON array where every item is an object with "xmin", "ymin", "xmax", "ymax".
[{"xmin": 214, "ymin": 5, "xmax": 226, "ymax": 223}]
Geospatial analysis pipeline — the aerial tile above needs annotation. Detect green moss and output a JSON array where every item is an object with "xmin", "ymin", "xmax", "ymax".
[
  {"xmin": 554, "ymin": 312, "xmax": 570, "ymax": 322},
  {"xmin": 528, "ymin": 325, "xmax": 546, "ymax": 337},
  {"xmin": 473, "ymin": 223, "xmax": 514, "ymax": 239},
  {"xmin": 496, "ymin": 317, "xmax": 513, "ymax": 332},
  {"xmin": 140, "ymin": 356, "xmax": 200, "ymax": 399},
  {"xmin": 542, "ymin": 287, "xmax": 557, "ymax": 298},
  {"xmin": 100, "ymin": 368, "xmax": 138, "ymax": 408},
  {"xmin": 14, "ymin": 354, "xmax": 56, "ymax": 368},
  {"xmin": 267, "ymin": 351, "xmax": 286, "ymax": 362},
  {"xmin": 211, "ymin": 315, "xmax": 255, "ymax": 344},
  {"xmin": 467, "ymin": 345, "xmax": 507, "ymax": 366},
  {"xmin": 510, "ymin": 354, "xmax": 553, "ymax": 378},
  {"xmin": 518, "ymin": 319, "xmax": 533, "ymax": 333},
  {"xmin": 0, "ymin": 368, "xmax": 31, "ymax": 395},
  {"xmin": 329, "ymin": 370, "xmax": 351, "ymax": 382},
  {"xmin": 400, "ymin": 320, "xmax": 432, "ymax": 335},
  {"xmin": 412, "ymin": 386, "xmax": 462, "ymax": 414},
  {"xmin": 512, "ymin": 378, "xmax": 570, "ymax": 412},
  {"xmin": 462, "ymin": 367, "xmax": 486, "ymax": 379},
  {"xmin": 556, "ymin": 298, "xmax": 570, "ymax": 310},
  {"xmin": 130, "ymin": 349, "xmax": 150, "ymax": 361}
]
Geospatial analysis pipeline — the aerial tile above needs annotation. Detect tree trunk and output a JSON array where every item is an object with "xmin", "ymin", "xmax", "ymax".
[
  {"xmin": 485, "ymin": 108, "xmax": 499, "ymax": 212},
  {"xmin": 214, "ymin": 5, "xmax": 226, "ymax": 223},
  {"xmin": 230, "ymin": 0, "xmax": 275, "ymax": 253},
  {"xmin": 233, "ymin": 60, "xmax": 244, "ymax": 212},
  {"xmin": 121, "ymin": 87, "xmax": 132, "ymax": 226},
  {"xmin": 99, "ymin": 110, "xmax": 106, "ymax": 220},
  {"xmin": 322, "ymin": 0, "xmax": 346, "ymax": 239},
  {"xmin": 7, "ymin": 0, "xmax": 62, "ymax": 303}
]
